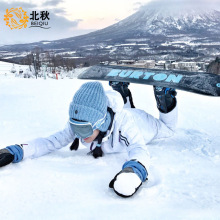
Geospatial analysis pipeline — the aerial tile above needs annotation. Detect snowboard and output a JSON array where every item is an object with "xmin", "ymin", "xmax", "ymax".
[{"xmin": 78, "ymin": 65, "xmax": 220, "ymax": 97}]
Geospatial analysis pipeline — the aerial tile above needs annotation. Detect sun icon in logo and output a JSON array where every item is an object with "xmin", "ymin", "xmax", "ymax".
[{"xmin": 4, "ymin": 7, "xmax": 29, "ymax": 30}]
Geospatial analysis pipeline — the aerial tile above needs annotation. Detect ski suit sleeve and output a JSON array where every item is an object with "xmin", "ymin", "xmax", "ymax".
[
  {"xmin": 22, "ymin": 123, "xmax": 75, "ymax": 159},
  {"xmin": 119, "ymin": 110, "xmax": 151, "ymax": 170}
]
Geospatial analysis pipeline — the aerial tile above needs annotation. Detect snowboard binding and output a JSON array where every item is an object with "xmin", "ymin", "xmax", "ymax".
[
  {"xmin": 109, "ymin": 81, "xmax": 135, "ymax": 108},
  {"xmin": 154, "ymin": 86, "xmax": 177, "ymax": 113}
]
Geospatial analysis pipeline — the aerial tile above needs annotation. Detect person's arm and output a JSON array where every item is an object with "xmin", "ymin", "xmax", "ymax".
[
  {"xmin": 23, "ymin": 123, "xmax": 75, "ymax": 159},
  {"xmin": 0, "ymin": 123, "xmax": 75, "ymax": 168},
  {"xmin": 109, "ymin": 111, "xmax": 149, "ymax": 197},
  {"xmin": 109, "ymin": 103, "xmax": 178, "ymax": 197}
]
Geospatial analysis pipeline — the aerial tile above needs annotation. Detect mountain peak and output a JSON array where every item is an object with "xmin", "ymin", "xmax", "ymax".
[
  {"xmin": 113, "ymin": 0, "xmax": 220, "ymax": 36},
  {"xmin": 140, "ymin": 0, "xmax": 220, "ymax": 18}
]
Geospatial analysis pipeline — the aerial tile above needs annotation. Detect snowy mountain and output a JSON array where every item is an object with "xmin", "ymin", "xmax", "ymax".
[
  {"xmin": 113, "ymin": 3, "xmax": 220, "ymax": 38},
  {"xmin": 1, "ymin": 0, "xmax": 220, "ymax": 61},
  {"xmin": 85, "ymin": 1, "xmax": 220, "ymax": 42}
]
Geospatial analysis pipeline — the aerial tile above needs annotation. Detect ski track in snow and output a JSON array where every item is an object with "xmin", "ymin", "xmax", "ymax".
[{"xmin": 0, "ymin": 74, "xmax": 220, "ymax": 220}]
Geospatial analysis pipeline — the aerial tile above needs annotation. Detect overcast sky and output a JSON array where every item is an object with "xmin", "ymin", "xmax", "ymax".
[
  {"xmin": 0, "ymin": 0, "xmax": 219, "ymax": 46},
  {"xmin": 0, "ymin": 0, "xmax": 150, "ymax": 45}
]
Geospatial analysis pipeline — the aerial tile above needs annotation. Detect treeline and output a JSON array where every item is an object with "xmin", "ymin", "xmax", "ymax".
[{"xmin": 20, "ymin": 48, "xmax": 76, "ymax": 73}]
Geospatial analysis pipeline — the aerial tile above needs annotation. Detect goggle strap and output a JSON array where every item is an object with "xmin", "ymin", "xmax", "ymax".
[{"xmin": 93, "ymin": 113, "xmax": 107, "ymax": 129}]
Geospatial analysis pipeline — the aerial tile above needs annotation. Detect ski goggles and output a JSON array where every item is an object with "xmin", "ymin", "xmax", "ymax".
[{"xmin": 69, "ymin": 113, "xmax": 106, "ymax": 139}]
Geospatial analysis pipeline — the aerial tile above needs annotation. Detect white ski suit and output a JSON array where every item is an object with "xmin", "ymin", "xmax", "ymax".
[{"xmin": 22, "ymin": 90, "xmax": 178, "ymax": 170}]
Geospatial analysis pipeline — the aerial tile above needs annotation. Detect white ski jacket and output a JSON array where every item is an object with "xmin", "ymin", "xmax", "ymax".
[{"xmin": 22, "ymin": 90, "xmax": 178, "ymax": 170}]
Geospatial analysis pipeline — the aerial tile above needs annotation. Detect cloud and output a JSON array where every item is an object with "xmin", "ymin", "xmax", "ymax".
[
  {"xmin": 42, "ymin": 0, "xmax": 64, "ymax": 7},
  {"xmin": 140, "ymin": 0, "xmax": 220, "ymax": 11},
  {"xmin": 98, "ymin": 18, "xmax": 105, "ymax": 21},
  {"xmin": 133, "ymin": 2, "xmax": 142, "ymax": 6},
  {"xmin": 146, "ymin": 0, "xmax": 220, "ymax": 6},
  {"xmin": 29, "ymin": 12, "xmax": 83, "ymax": 29},
  {"xmin": 0, "ymin": 1, "xmax": 37, "ymax": 13},
  {"xmin": 0, "ymin": 1, "xmax": 82, "ymax": 30},
  {"xmin": 133, "ymin": 1, "xmax": 144, "ymax": 11},
  {"xmin": 50, "ymin": 8, "xmax": 68, "ymax": 16},
  {"xmin": 0, "ymin": 1, "xmax": 86, "ymax": 45},
  {"xmin": 148, "ymin": 0, "xmax": 220, "ymax": 3}
]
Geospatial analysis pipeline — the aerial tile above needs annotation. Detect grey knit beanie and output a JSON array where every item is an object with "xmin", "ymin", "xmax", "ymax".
[{"xmin": 69, "ymin": 81, "xmax": 111, "ymax": 132}]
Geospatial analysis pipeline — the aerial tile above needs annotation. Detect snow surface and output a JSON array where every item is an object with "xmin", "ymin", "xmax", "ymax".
[
  {"xmin": 0, "ymin": 61, "xmax": 29, "ymax": 75},
  {"xmin": 0, "ymin": 74, "xmax": 220, "ymax": 220}
]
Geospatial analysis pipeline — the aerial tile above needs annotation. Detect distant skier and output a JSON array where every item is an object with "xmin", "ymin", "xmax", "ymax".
[
  {"xmin": 10, "ymin": 64, "xmax": 16, "ymax": 74},
  {"xmin": 0, "ymin": 81, "xmax": 177, "ymax": 198},
  {"xmin": 19, "ymin": 68, "xmax": 23, "ymax": 77}
]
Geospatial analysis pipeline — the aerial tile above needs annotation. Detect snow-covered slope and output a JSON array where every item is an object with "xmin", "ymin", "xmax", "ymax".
[
  {"xmin": 0, "ymin": 76, "xmax": 220, "ymax": 219},
  {"xmin": 0, "ymin": 61, "xmax": 28, "ymax": 75}
]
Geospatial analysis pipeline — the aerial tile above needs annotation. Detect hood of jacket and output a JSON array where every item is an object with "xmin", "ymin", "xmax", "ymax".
[{"xmin": 105, "ymin": 90, "xmax": 124, "ymax": 114}]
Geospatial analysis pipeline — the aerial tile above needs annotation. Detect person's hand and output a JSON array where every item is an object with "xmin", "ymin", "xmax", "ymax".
[
  {"xmin": 0, "ymin": 148, "xmax": 14, "ymax": 167},
  {"xmin": 109, "ymin": 167, "xmax": 142, "ymax": 197},
  {"xmin": 0, "ymin": 145, "xmax": 23, "ymax": 168}
]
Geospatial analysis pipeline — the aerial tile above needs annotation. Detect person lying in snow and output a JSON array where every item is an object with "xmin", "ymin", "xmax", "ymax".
[{"xmin": 0, "ymin": 81, "xmax": 177, "ymax": 198}]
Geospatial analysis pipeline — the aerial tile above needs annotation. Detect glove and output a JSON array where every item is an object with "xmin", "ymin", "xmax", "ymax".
[
  {"xmin": 109, "ymin": 160, "xmax": 148, "ymax": 198},
  {"xmin": 0, "ymin": 145, "xmax": 23, "ymax": 168},
  {"xmin": 0, "ymin": 149, "xmax": 14, "ymax": 167},
  {"xmin": 154, "ymin": 86, "xmax": 177, "ymax": 113}
]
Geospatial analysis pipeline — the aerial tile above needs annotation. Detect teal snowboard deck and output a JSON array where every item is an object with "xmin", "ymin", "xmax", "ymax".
[{"xmin": 78, "ymin": 65, "xmax": 220, "ymax": 96}]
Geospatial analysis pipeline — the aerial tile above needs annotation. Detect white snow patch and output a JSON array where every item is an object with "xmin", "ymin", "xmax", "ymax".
[{"xmin": 41, "ymin": 42, "xmax": 51, "ymax": 44}]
